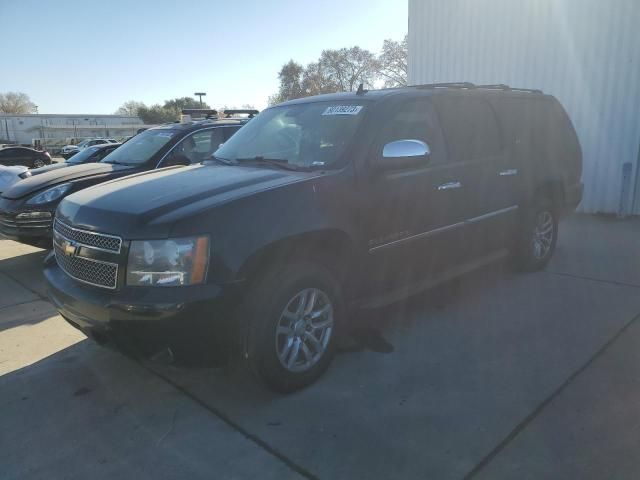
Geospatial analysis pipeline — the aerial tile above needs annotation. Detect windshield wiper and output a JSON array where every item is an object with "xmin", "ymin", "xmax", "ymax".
[
  {"xmin": 235, "ymin": 156, "xmax": 301, "ymax": 171},
  {"xmin": 102, "ymin": 160, "xmax": 131, "ymax": 166},
  {"xmin": 207, "ymin": 155, "xmax": 236, "ymax": 166}
]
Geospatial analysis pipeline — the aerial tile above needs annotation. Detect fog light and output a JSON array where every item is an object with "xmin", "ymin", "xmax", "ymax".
[{"xmin": 16, "ymin": 212, "xmax": 52, "ymax": 220}]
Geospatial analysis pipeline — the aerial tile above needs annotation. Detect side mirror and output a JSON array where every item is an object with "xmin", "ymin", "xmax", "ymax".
[{"xmin": 377, "ymin": 140, "xmax": 431, "ymax": 171}]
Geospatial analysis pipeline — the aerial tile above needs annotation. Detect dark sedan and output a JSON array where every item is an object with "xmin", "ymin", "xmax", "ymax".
[
  {"xmin": 0, "ymin": 116, "xmax": 248, "ymax": 247},
  {"xmin": 30, "ymin": 143, "xmax": 121, "ymax": 176},
  {"xmin": 0, "ymin": 146, "xmax": 52, "ymax": 168}
]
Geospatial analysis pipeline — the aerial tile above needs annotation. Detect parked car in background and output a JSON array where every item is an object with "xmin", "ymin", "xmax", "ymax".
[
  {"xmin": 0, "ymin": 112, "xmax": 252, "ymax": 246},
  {"xmin": 30, "ymin": 143, "xmax": 122, "ymax": 176},
  {"xmin": 60, "ymin": 138, "xmax": 117, "ymax": 159},
  {"xmin": 0, "ymin": 166, "xmax": 30, "ymax": 195},
  {"xmin": 0, "ymin": 146, "xmax": 52, "ymax": 168},
  {"xmin": 44, "ymin": 86, "xmax": 582, "ymax": 392}
]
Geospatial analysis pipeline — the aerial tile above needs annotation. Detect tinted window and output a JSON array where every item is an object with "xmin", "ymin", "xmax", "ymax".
[
  {"xmin": 215, "ymin": 102, "xmax": 366, "ymax": 170},
  {"xmin": 375, "ymin": 98, "xmax": 446, "ymax": 164},
  {"xmin": 164, "ymin": 128, "xmax": 225, "ymax": 165},
  {"xmin": 101, "ymin": 129, "xmax": 176, "ymax": 166},
  {"xmin": 434, "ymin": 96, "xmax": 502, "ymax": 162},
  {"xmin": 223, "ymin": 126, "xmax": 241, "ymax": 141},
  {"xmin": 67, "ymin": 146, "xmax": 101, "ymax": 163}
]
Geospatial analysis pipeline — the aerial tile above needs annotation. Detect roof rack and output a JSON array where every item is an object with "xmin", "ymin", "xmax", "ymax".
[
  {"xmin": 413, "ymin": 82, "xmax": 477, "ymax": 89},
  {"xmin": 411, "ymin": 82, "xmax": 543, "ymax": 94},
  {"xmin": 476, "ymin": 84, "xmax": 543, "ymax": 94},
  {"xmin": 223, "ymin": 109, "xmax": 259, "ymax": 118},
  {"xmin": 181, "ymin": 108, "xmax": 218, "ymax": 119}
]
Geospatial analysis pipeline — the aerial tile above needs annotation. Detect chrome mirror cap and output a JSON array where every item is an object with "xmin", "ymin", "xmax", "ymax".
[{"xmin": 382, "ymin": 139, "xmax": 430, "ymax": 158}]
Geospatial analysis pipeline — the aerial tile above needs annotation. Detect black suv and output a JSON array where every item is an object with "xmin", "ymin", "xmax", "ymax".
[
  {"xmin": 0, "ymin": 110, "xmax": 253, "ymax": 246},
  {"xmin": 44, "ymin": 85, "xmax": 583, "ymax": 392}
]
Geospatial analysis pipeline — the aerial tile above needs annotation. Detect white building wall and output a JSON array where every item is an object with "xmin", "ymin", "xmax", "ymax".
[
  {"xmin": 408, "ymin": 0, "xmax": 640, "ymax": 214},
  {"xmin": 1, "ymin": 114, "xmax": 144, "ymax": 147}
]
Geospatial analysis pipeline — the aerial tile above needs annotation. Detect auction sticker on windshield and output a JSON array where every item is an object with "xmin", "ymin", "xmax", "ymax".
[{"xmin": 322, "ymin": 105, "xmax": 363, "ymax": 116}]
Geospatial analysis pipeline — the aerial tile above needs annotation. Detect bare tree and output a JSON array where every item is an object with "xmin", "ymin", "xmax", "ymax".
[
  {"xmin": 115, "ymin": 100, "xmax": 146, "ymax": 117},
  {"xmin": 378, "ymin": 35, "xmax": 408, "ymax": 87},
  {"xmin": 318, "ymin": 47, "xmax": 378, "ymax": 91},
  {"xmin": 0, "ymin": 92, "xmax": 37, "ymax": 114}
]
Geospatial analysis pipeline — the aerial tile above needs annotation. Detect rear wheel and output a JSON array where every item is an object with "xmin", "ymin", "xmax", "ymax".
[
  {"xmin": 32, "ymin": 158, "xmax": 45, "ymax": 168},
  {"xmin": 243, "ymin": 262, "xmax": 342, "ymax": 393},
  {"xmin": 513, "ymin": 199, "xmax": 558, "ymax": 272}
]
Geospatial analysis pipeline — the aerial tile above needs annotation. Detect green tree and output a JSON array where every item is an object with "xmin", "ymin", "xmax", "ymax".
[
  {"xmin": 0, "ymin": 92, "xmax": 37, "ymax": 114},
  {"xmin": 163, "ymin": 97, "xmax": 210, "ymax": 115},
  {"xmin": 269, "ymin": 60, "xmax": 305, "ymax": 105},
  {"xmin": 378, "ymin": 35, "xmax": 408, "ymax": 87},
  {"xmin": 137, "ymin": 104, "xmax": 175, "ymax": 124}
]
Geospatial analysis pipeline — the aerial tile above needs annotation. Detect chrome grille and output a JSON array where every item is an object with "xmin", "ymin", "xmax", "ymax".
[
  {"xmin": 54, "ymin": 243, "xmax": 118, "ymax": 289},
  {"xmin": 0, "ymin": 213, "xmax": 52, "ymax": 231},
  {"xmin": 54, "ymin": 219, "xmax": 122, "ymax": 253},
  {"xmin": 0, "ymin": 213, "xmax": 16, "ymax": 229}
]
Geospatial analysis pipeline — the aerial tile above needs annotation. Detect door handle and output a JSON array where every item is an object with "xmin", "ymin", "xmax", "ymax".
[
  {"xmin": 499, "ymin": 169, "xmax": 518, "ymax": 177},
  {"xmin": 437, "ymin": 181, "xmax": 462, "ymax": 191}
]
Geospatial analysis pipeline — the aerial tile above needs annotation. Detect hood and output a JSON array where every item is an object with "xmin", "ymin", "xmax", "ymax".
[
  {"xmin": 28, "ymin": 162, "xmax": 71, "ymax": 176},
  {"xmin": 0, "ymin": 166, "xmax": 28, "ymax": 194},
  {"xmin": 58, "ymin": 164, "xmax": 314, "ymax": 238},
  {"xmin": 1, "ymin": 162, "xmax": 132, "ymax": 200}
]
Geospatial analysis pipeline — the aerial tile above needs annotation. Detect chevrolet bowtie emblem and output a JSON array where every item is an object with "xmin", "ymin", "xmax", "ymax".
[{"xmin": 62, "ymin": 240, "xmax": 78, "ymax": 257}]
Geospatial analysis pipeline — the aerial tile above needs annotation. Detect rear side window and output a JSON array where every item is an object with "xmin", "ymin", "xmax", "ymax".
[
  {"xmin": 434, "ymin": 96, "xmax": 502, "ymax": 162},
  {"xmin": 375, "ymin": 98, "xmax": 446, "ymax": 164}
]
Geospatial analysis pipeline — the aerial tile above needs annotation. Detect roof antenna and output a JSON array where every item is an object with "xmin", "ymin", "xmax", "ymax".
[{"xmin": 356, "ymin": 83, "xmax": 367, "ymax": 95}]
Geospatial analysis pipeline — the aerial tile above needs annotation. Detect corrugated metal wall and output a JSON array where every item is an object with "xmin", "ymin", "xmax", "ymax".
[{"xmin": 408, "ymin": 0, "xmax": 640, "ymax": 214}]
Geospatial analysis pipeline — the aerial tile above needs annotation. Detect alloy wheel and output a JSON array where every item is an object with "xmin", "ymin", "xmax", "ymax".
[
  {"xmin": 532, "ymin": 211, "xmax": 554, "ymax": 260},
  {"xmin": 275, "ymin": 288, "xmax": 334, "ymax": 373}
]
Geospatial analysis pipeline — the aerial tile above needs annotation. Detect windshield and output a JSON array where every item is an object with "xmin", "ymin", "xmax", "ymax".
[
  {"xmin": 214, "ymin": 102, "xmax": 366, "ymax": 169},
  {"xmin": 101, "ymin": 129, "xmax": 176, "ymax": 166},
  {"xmin": 66, "ymin": 146, "xmax": 100, "ymax": 164},
  {"xmin": 75, "ymin": 140, "xmax": 90, "ymax": 148}
]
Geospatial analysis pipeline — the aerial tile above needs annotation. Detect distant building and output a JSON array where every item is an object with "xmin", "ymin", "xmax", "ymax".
[
  {"xmin": 0, "ymin": 113, "xmax": 145, "ymax": 152},
  {"xmin": 408, "ymin": 0, "xmax": 640, "ymax": 215}
]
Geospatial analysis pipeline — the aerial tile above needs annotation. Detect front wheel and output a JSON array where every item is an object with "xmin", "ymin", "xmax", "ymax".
[
  {"xmin": 244, "ymin": 262, "xmax": 342, "ymax": 393},
  {"xmin": 32, "ymin": 158, "xmax": 45, "ymax": 168},
  {"xmin": 513, "ymin": 201, "xmax": 558, "ymax": 272}
]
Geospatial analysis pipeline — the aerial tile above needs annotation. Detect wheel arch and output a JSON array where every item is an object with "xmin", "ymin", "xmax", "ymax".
[{"xmin": 237, "ymin": 228, "xmax": 357, "ymax": 287}]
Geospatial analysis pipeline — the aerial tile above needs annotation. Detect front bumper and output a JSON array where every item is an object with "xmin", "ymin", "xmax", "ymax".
[
  {"xmin": 44, "ymin": 258, "xmax": 243, "ymax": 362},
  {"xmin": 0, "ymin": 198, "xmax": 54, "ymax": 242}
]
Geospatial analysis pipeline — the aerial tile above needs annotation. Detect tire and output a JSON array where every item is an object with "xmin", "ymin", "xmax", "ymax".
[
  {"xmin": 243, "ymin": 261, "xmax": 342, "ymax": 393},
  {"xmin": 32, "ymin": 158, "xmax": 45, "ymax": 168},
  {"xmin": 513, "ymin": 198, "xmax": 558, "ymax": 272}
]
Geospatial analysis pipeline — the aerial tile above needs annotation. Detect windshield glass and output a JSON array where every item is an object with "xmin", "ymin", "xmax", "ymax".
[
  {"xmin": 75, "ymin": 140, "xmax": 90, "ymax": 148},
  {"xmin": 214, "ymin": 102, "xmax": 367, "ymax": 169},
  {"xmin": 66, "ymin": 146, "xmax": 100, "ymax": 164},
  {"xmin": 101, "ymin": 129, "xmax": 176, "ymax": 166}
]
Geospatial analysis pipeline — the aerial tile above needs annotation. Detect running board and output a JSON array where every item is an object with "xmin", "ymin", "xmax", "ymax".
[{"xmin": 354, "ymin": 249, "xmax": 510, "ymax": 310}]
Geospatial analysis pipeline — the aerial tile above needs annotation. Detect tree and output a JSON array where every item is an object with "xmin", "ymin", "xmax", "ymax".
[
  {"xmin": 378, "ymin": 35, "xmax": 408, "ymax": 87},
  {"xmin": 0, "ymin": 92, "xmax": 37, "ymax": 114},
  {"xmin": 270, "ymin": 60, "xmax": 305, "ymax": 105},
  {"xmin": 163, "ymin": 96, "xmax": 210, "ymax": 114},
  {"xmin": 137, "ymin": 104, "xmax": 174, "ymax": 124},
  {"xmin": 270, "ymin": 46, "xmax": 378, "ymax": 104},
  {"xmin": 115, "ymin": 100, "xmax": 146, "ymax": 117},
  {"xmin": 318, "ymin": 47, "xmax": 378, "ymax": 92}
]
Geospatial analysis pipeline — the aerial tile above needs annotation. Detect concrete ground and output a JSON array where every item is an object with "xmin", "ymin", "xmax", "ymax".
[{"xmin": 1, "ymin": 214, "xmax": 640, "ymax": 479}]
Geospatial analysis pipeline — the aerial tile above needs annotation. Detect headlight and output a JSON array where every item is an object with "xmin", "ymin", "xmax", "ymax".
[
  {"xmin": 126, "ymin": 236, "xmax": 210, "ymax": 287},
  {"xmin": 26, "ymin": 183, "xmax": 72, "ymax": 205}
]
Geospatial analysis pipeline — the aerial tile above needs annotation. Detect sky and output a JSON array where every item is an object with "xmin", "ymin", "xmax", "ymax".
[{"xmin": 0, "ymin": 0, "xmax": 407, "ymax": 114}]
